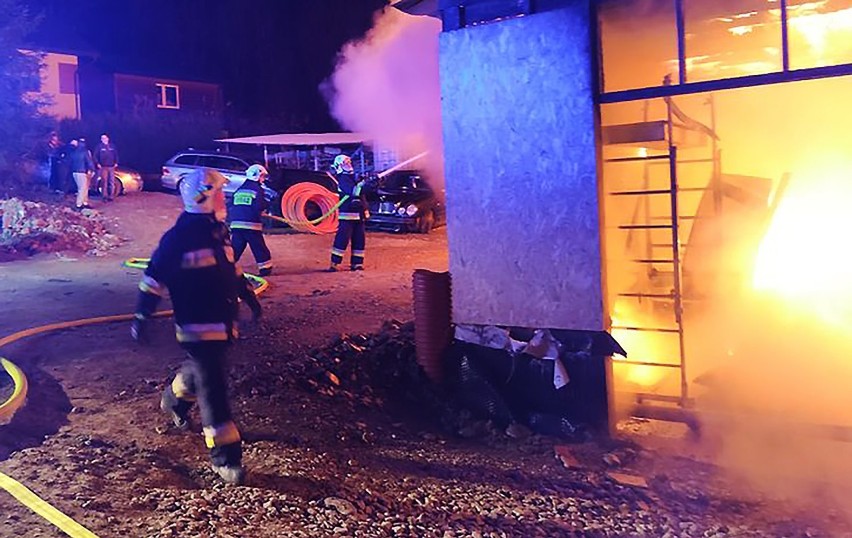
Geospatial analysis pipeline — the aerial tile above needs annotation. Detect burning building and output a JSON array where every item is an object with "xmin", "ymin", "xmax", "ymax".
[{"xmin": 392, "ymin": 0, "xmax": 852, "ymax": 495}]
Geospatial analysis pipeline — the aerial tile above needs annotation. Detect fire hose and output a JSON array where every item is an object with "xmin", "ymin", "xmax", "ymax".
[
  {"xmin": 265, "ymin": 151, "xmax": 430, "ymax": 235},
  {"xmin": 0, "ymin": 261, "xmax": 267, "ymax": 538},
  {"xmin": 270, "ymin": 181, "xmax": 345, "ymax": 235}
]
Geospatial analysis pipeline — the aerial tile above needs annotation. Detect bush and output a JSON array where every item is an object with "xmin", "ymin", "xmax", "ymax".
[
  {"xmin": 59, "ymin": 111, "xmax": 226, "ymax": 174},
  {"xmin": 0, "ymin": 0, "xmax": 57, "ymax": 194}
]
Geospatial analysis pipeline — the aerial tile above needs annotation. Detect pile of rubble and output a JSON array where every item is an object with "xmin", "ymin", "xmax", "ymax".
[
  {"xmin": 298, "ymin": 320, "xmax": 458, "ymax": 427},
  {"xmin": 0, "ymin": 198, "xmax": 122, "ymax": 258},
  {"xmin": 296, "ymin": 320, "xmax": 591, "ymax": 441}
]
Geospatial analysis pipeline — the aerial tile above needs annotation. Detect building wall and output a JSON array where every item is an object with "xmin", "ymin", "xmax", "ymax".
[
  {"xmin": 113, "ymin": 74, "xmax": 223, "ymax": 116},
  {"xmin": 38, "ymin": 52, "xmax": 80, "ymax": 119},
  {"xmin": 439, "ymin": 4, "xmax": 603, "ymax": 330}
]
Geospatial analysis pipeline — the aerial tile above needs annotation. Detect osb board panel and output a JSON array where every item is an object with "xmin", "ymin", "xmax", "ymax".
[{"xmin": 439, "ymin": 5, "xmax": 603, "ymax": 331}]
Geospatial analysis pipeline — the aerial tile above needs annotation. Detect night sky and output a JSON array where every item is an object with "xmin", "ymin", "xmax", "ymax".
[{"xmin": 26, "ymin": 0, "xmax": 389, "ymax": 133}]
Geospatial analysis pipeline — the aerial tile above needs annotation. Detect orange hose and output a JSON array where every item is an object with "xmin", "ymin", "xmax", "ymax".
[{"xmin": 278, "ymin": 182, "xmax": 339, "ymax": 235}]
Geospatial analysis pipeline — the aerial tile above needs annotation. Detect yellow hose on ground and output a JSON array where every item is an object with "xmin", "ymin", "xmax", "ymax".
[
  {"xmin": 0, "ymin": 262, "xmax": 268, "ymax": 537},
  {"xmin": 0, "ymin": 358, "xmax": 27, "ymax": 424},
  {"xmin": 0, "ymin": 472, "xmax": 100, "ymax": 538}
]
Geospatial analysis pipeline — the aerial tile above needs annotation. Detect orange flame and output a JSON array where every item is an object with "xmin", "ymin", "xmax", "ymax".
[{"xmin": 752, "ymin": 158, "xmax": 852, "ymax": 326}]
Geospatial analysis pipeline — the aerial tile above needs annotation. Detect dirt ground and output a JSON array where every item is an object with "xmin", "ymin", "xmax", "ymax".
[{"xmin": 0, "ymin": 192, "xmax": 848, "ymax": 537}]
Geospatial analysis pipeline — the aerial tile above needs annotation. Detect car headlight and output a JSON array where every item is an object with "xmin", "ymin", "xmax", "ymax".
[
  {"xmin": 397, "ymin": 206, "xmax": 406, "ymax": 216},
  {"xmin": 405, "ymin": 204, "xmax": 418, "ymax": 217}
]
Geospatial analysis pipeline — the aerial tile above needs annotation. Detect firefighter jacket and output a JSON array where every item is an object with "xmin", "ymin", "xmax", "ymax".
[
  {"xmin": 336, "ymin": 172, "xmax": 367, "ymax": 221},
  {"xmin": 227, "ymin": 180, "xmax": 267, "ymax": 231},
  {"xmin": 135, "ymin": 212, "xmax": 259, "ymax": 344}
]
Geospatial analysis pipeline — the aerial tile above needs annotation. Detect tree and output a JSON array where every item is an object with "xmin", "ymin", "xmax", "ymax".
[{"xmin": 0, "ymin": 0, "xmax": 53, "ymax": 177}]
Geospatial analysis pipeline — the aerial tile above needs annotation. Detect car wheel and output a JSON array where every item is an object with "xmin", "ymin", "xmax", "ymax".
[
  {"xmin": 118, "ymin": 180, "xmax": 126, "ymax": 196},
  {"xmin": 417, "ymin": 210, "xmax": 435, "ymax": 234}
]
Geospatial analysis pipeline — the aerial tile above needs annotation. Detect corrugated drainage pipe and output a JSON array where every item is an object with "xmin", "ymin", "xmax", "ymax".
[{"xmin": 412, "ymin": 269, "xmax": 452, "ymax": 383}]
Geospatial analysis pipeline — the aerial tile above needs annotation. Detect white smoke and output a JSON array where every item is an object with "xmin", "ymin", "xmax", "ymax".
[{"xmin": 323, "ymin": 7, "xmax": 443, "ymax": 185}]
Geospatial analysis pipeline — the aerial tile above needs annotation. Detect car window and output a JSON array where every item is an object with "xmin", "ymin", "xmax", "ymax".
[
  {"xmin": 224, "ymin": 158, "xmax": 248, "ymax": 172},
  {"xmin": 200, "ymin": 156, "xmax": 246, "ymax": 172},
  {"xmin": 173, "ymin": 155, "xmax": 198, "ymax": 166},
  {"xmin": 385, "ymin": 172, "xmax": 427, "ymax": 190}
]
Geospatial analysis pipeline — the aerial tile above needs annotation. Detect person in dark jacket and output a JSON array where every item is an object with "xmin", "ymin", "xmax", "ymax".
[
  {"xmin": 131, "ymin": 167, "xmax": 262, "ymax": 485},
  {"xmin": 69, "ymin": 139, "xmax": 95, "ymax": 209},
  {"xmin": 46, "ymin": 131, "xmax": 64, "ymax": 192},
  {"xmin": 227, "ymin": 164, "xmax": 273, "ymax": 276},
  {"xmin": 93, "ymin": 133, "xmax": 119, "ymax": 202},
  {"xmin": 52, "ymin": 140, "xmax": 75, "ymax": 195},
  {"xmin": 327, "ymin": 154, "xmax": 368, "ymax": 272}
]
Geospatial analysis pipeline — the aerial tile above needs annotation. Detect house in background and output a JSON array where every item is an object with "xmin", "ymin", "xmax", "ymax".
[
  {"xmin": 26, "ymin": 40, "xmax": 223, "ymax": 121},
  {"xmin": 79, "ymin": 66, "xmax": 224, "ymax": 118},
  {"xmin": 21, "ymin": 45, "xmax": 88, "ymax": 120},
  {"xmin": 37, "ymin": 50, "xmax": 82, "ymax": 119}
]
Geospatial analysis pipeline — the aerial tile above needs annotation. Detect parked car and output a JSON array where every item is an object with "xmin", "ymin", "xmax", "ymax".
[
  {"xmin": 161, "ymin": 150, "xmax": 257, "ymax": 195},
  {"xmin": 88, "ymin": 166, "xmax": 143, "ymax": 196},
  {"xmin": 365, "ymin": 170, "xmax": 445, "ymax": 233}
]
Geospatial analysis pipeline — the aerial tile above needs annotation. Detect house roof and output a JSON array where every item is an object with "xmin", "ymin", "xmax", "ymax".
[{"xmin": 217, "ymin": 133, "xmax": 369, "ymax": 147}]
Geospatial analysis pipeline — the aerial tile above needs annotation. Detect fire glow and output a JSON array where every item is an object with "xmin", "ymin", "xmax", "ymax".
[{"xmin": 752, "ymin": 159, "xmax": 852, "ymax": 326}]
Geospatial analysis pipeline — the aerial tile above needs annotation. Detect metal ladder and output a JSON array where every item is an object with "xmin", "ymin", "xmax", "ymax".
[{"xmin": 605, "ymin": 96, "xmax": 720, "ymax": 408}]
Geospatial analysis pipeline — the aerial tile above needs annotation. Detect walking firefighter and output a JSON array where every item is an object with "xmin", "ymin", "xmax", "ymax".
[
  {"xmin": 131, "ymin": 167, "xmax": 262, "ymax": 485},
  {"xmin": 227, "ymin": 164, "xmax": 273, "ymax": 276}
]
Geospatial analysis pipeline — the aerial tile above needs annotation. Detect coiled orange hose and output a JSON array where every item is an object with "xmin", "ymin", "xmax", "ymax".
[{"xmin": 277, "ymin": 182, "xmax": 340, "ymax": 235}]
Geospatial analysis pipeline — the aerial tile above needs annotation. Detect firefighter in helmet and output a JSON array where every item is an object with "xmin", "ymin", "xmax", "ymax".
[
  {"xmin": 227, "ymin": 164, "xmax": 273, "ymax": 276},
  {"xmin": 131, "ymin": 167, "xmax": 262, "ymax": 485},
  {"xmin": 328, "ymin": 154, "xmax": 368, "ymax": 272}
]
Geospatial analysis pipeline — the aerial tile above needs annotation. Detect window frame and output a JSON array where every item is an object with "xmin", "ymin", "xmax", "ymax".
[
  {"xmin": 155, "ymin": 83, "xmax": 181, "ymax": 109},
  {"xmin": 597, "ymin": 0, "xmax": 852, "ymax": 103},
  {"xmin": 57, "ymin": 62, "xmax": 78, "ymax": 95}
]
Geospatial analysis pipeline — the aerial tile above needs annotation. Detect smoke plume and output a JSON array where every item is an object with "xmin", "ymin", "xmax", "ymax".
[{"xmin": 323, "ymin": 7, "xmax": 443, "ymax": 184}]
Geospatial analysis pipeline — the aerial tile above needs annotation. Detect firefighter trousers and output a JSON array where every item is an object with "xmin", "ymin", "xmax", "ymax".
[
  {"xmin": 330, "ymin": 219, "xmax": 365, "ymax": 267},
  {"xmin": 231, "ymin": 228, "xmax": 272, "ymax": 276},
  {"xmin": 161, "ymin": 341, "xmax": 241, "ymax": 467}
]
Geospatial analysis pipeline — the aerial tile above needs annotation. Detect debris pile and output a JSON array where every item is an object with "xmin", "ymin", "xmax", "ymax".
[
  {"xmin": 298, "ymin": 320, "xmax": 606, "ymax": 441},
  {"xmin": 0, "ymin": 198, "xmax": 122, "ymax": 258},
  {"xmin": 299, "ymin": 320, "xmax": 458, "ymax": 427}
]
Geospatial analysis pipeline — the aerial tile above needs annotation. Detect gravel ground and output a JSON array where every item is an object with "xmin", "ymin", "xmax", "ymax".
[{"xmin": 0, "ymin": 192, "xmax": 850, "ymax": 537}]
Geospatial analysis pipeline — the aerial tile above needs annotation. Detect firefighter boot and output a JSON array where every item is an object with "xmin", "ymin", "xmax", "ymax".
[
  {"xmin": 160, "ymin": 388, "xmax": 192, "ymax": 431},
  {"xmin": 210, "ymin": 442, "xmax": 244, "ymax": 485},
  {"xmin": 211, "ymin": 463, "xmax": 245, "ymax": 485}
]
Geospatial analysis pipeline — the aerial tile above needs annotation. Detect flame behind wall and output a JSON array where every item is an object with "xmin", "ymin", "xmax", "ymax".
[{"xmin": 600, "ymin": 3, "xmax": 852, "ymax": 515}]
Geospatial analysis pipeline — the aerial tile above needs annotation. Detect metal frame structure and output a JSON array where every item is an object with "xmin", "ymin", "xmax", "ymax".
[
  {"xmin": 598, "ymin": 0, "xmax": 852, "ymax": 427},
  {"xmin": 604, "ymin": 92, "xmax": 720, "ymax": 410},
  {"xmin": 598, "ymin": 0, "xmax": 852, "ymax": 103}
]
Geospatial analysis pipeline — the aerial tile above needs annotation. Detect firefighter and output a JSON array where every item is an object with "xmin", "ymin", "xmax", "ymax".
[
  {"xmin": 131, "ymin": 167, "xmax": 262, "ymax": 485},
  {"xmin": 227, "ymin": 164, "xmax": 273, "ymax": 276},
  {"xmin": 327, "ymin": 154, "xmax": 368, "ymax": 272}
]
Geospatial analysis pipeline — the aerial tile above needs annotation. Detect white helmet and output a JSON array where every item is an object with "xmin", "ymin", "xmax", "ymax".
[
  {"xmin": 180, "ymin": 168, "xmax": 227, "ymax": 214},
  {"xmin": 332, "ymin": 154, "xmax": 353, "ymax": 174},
  {"xmin": 246, "ymin": 164, "xmax": 268, "ymax": 182}
]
